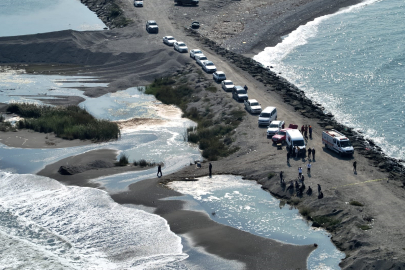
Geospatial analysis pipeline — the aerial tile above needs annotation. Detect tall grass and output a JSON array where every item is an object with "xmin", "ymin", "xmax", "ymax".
[{"xmin": 8, "ymin": 103, "xmax": 120, "ymax": 141}]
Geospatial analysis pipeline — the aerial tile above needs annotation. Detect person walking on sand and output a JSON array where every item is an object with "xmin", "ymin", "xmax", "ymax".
[
  {"xmin": 298, "ymin": 167, "xmax": 303, "ymax": 179},
  {"xmin": 312, "ymin": 148, "xmax": 316, "ymax": 160},
  {"xmin": 309, "ymin": 125, "xmax": 313, "ymax": 139},
  {"xmin": 287, "ymin": 151, "xmax": 291, "ymax": 163},
  {"xmin": 209, "ymin": 163, "xmax": 212, "ymax": 178},
  {"xmin": 157, "ymin": 164, "xmax": 162, "ymax": 177},
  {"xmin": 317, "ymin": 184, "xmax": 321, "ymax": 195},
  {"xmin": 353, "ymin": 161, "xmax": 357, "ymax": 173},
  {"xmin": 307, "ymin": 162, "xmax": 311, "ymax": 174},
  {"xmin": 295, "ymin": 146, "xmax": 299, "ymax": 158},
  {"xmin": 307, "ymin": 147, "xmax": 312, "ymax": 159}
]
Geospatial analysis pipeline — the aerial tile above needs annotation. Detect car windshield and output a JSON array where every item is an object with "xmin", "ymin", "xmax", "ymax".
[
  {"xmin": 194, "ymin": 50, "xmax": 202, "ymax": 54},
  {"xmin": 237, "ymin": 89, "xmax": 247, "ymax": 94},
  {"xmin": 294, "ymin": 140, "xmax": 305, "ymax": 146},
  {"xmin": 149, "ymin": 22, "xmax": 157, "ymax": 25},
  {"xmin": 199, "ymin": 57, "xmax": 207, "ymax": 60},
  {"xmin": 206, "ymin": 62, "xmax": 214, "ymax": 66},
  {"xmin": 260, "ymin": 113, "xmax": 270, "ymax": 117},
  {"xmin": 269, "ymin": 124, "xmax": 279, "ymax": 128},
  {"xmin": 225, "ymin": 81, "xmax": 233, "ymax": 85},
  {"xmin": 277, "ymin": 131, "xmax": 286, "ymax": 136},
  {"xmin": 167, "ymin": 37, "xmax": 175, "ymax": 40},
  {"xmin": 250, "ymin": 102, "xmax": 259, "ymax": 106},
  {"xmin": 340, "ymin": 140, "xmax": 352, "ymax": 147},
  {"xmin": 218, "ymin": 74, "xmax": 225, "ymax": 77},
  {"xmin": 178, "ymin": 43, "xmax": 186, "ymax": 46}
]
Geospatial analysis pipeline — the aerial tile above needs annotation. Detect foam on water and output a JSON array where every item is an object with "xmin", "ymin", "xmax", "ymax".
[
  {"xmin": 0, "ymin": 171, "xmax": 187, "ymax": 269},
  {"xmin": 254, "ymin": 0, "xmax": 405, "ymax": 160},
  {"xmin": 169, "ymin": 175, "xmax": 344, "ymax": 269}
]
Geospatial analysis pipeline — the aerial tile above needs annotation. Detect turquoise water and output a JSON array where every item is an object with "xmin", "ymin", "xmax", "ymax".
[
  {"xmin": 254, "ymin": 0, "xmax": 405, "ymax": 161},
  {"xmin": 0, "ymin": 0, "xmax": 105, "ymax": 37}
]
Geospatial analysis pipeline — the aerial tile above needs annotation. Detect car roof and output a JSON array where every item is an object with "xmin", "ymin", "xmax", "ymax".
[
  {"xmin": 177, "ymin": 41, "xmax": 186, "ymax": 44},
  {"xmin": 165, "ymin": 36, "xmax": 174, "ymax": 39},
  {"xmin": 197, "ymin": 55, "xmax": 207, "ymax": 59},
  {"xmin": 234, "ymin": 85, "xmax": 244, "ymax": 90},
  {"xmin": 262, "ymin": 106, "xmax": 276, "ymax": 113},
  {"xmin": 223, "ymin": 80, "xmax": 233, "ymax": 83},
  {"xmin": 205, "ymin": 61, "xmax": 214, "ymax": 64},
  {"xmin": 287, "ymin": 129, "xmax": 304, "ymax": 139},
  {"xmin": 148, "ymin": 20, "xmax": 156, "ymax": 23},
  {"xmin": 280, "ymin": 128, "xmax": 293, "ymax": 132},
  {"xmin": 270, "ymin": 120, "xmax": 283, "ymax": 124},
  {"xmin": 216, "ymin": 71, "xmax": 225, "ymax": 74},
  {"xmin": 192, "ymin": 49, "xmax": 202, "ymax": 52},
  {"xmin": 248, "ymin": 99, "xmax": 258, "ymax": 103}
]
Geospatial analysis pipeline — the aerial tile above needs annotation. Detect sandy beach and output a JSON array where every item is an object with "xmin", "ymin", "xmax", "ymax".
[{"xmin": 1, "ymin": 0, "xmax": 405, "ymax": 269}]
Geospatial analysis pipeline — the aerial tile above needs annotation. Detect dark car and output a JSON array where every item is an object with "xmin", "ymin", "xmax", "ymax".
[
  {"xmin": 146, "ymin": 20, "xmax": 159, "ymax": 33},
  {"xmin": 191, "ymin": 21, "xmax": 200, "ymax": 29}
]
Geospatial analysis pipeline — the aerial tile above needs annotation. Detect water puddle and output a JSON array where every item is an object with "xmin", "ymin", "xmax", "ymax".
[{"xmin": 169, "ymin": 175, "xmax": 345, "ymax": 269}]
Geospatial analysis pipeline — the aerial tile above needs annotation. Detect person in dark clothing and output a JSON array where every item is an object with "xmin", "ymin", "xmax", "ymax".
[
  {"xmin": 209, "ymin": 163, "xmax": 212, "ymax": 178},
  {"xmin": 317, "ymin": 184, "xmax": 321, "ymax": 194},
  {"xmin": 300, "ymin": 125, "xmax": 305, "ymax": 134},
  {"xmin": 286, "ymin": 181, "xmax": 294, "ymax": 191},
  {"xmin": 282, "ymin": 123, "xmax": 285, "ymax": 129},
  {"xmin": 280, "ymin": 171, "xmax": 284, "ymax": 183},
  {"xmin": 295, "ymin": 181, "xmax": 300, "ymax": 190},
  {"xmin": 244, "ymin": 85, "xmax": 248, "ymax": 91},
  {"xmin": 353, "ymin": 161, "xmax": 357, "ymax": 173},
  {"xmin": 307, "ymin": 147, "xmax": 312, "ymax": 159},
  {"xmin": 309, "ymin": 126, "xmax": 313, "ymax": 139},
  {"xmin": 318, "ymin": 191, "xmax": 324, "ymax": 199},
  {"xmin": 301, "ymin": 175, "xmax": 305, "ymax": 183},
  {"xmin": 304, "ymin": 129, "xmax": 308, "ymax": 141},
  {"xmin": 312, "ymin": 148, "xmax": 316, "ymax": 160},
  {"xmin": 157, "ymin": 164, "xmax": 162, "ymax": 177},
  {"xmin": 306, "ymin": 186, "xmax": 312, "ymax": 195},
  {"xmin": 287, "ymin": 152, "xmax": 290, "ymax": 163}
]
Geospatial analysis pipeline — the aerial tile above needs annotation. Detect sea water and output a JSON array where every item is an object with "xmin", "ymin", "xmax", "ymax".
[
  {"xmin": 169, "ymin": 175, "xmax": 345, "ymax": 270},
  {"xmin": 0, "ymin": 0, "xmax": 105, "ymax": 37},
  {"xmin": 254, "ymin": 0, "xmax": 405, "ymax": 161}
]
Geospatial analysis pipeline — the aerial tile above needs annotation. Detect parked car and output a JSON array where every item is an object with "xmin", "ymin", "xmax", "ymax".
[
  {"xmin": 202, "ymin": 61, "xmax": 217, "ymax": 73},
  {"xmin": 190, "ymin": 49, "xmax": 203, "ymax": 59},
  {"xmin": 221, "ymin": 80, "xmax": 234, "ymax": 92},
  {"xmin": 258, "ymin": 107, "xmax": 277, "ymax": 126},
  {"xmin": 286, "ymin": 129, "xmax": 306, "ymax": 155},
  {"xmin": 213, "ymin": 71, "xmax": 226, "ymax": 82},
  {"xmin": 267, "ymin": 120, "xmax": 285, "ymax": 137},
  {"xmin": 272, "ymin": 128, "xmax": 293, "ymax": 144},
  {"xmin": 146, "ymin": 20, "xmax": 159, "ymax": 33},
  {"xmin": 163, "ymin": 36, "xmax": 177, "ymax": 46},
  {"xmin": 232, "ymin": 86, "xmax": 248, "ymax": 101},
  {"xmin": 191, "ymin": 21, "xmax": 200, "ymax": 29},
  {"xmin": 174, "ymin": 41, "xmax": 188, "ymax": 53},
  {"xmin": 134, "ymin": 0, "xmax": 143, "ymax": 7},
  {"xmin": 174, "ymin": 0, "xmax": 199, "ymax": 5},
  {"xmin": 244, "ymin": 99, "xmax": 262, "ymax": 114},
  {"xmin": 195, "ymin": 55, "xmax": 208, "ymax": 66}
]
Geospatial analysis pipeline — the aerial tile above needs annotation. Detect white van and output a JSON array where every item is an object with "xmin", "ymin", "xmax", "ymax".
[
  {"xmin": 258, "ymin": 107, "xmax": 277, "ymax": 126},
  {"xmin": 286, "ymin": 129, "xmax": 306, "ymax": 155}
]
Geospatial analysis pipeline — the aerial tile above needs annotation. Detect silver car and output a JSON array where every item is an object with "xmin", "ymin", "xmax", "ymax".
[
  {"xmin": 202, "ymin": 61, "xmax": 217, "ymax": 73},
  {"xmin": 163, "ymin": 36, "xmax": 177, "ymax": 46},
  {"xmin": 213, "ymin": 71, "xmax": 226, "ymax": 82},
  {"xmin": 190, "ymin": 49, "xmax": 203, "ymax": 59},
  {"xmin": 174, "ymin": 41, "xmax": 188, "ymax": 53},
  {"xmin": 196, "ymin": 55, "xmax": 208, "ymax": 66},
  {"xmin": 221, "ymin": 80, "xmax": 234, "ymax": 92}
]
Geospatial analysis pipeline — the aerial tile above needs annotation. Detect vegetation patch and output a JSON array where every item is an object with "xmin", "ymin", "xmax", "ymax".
[
  {"xmin": 267, "ymin": 172, "xmax": 275, "ymax": 179},
  {"xmin": 299, "ymin": 207, "xmax": 312, "ymax": 217},
  {"xmin": 145, "ymin": 77, "xmax": 244, "ymax": 161},
  {"xmin": 349, "ymin": 200, "xmax": 364, "ymax": 207},
  {"xmin": 116, "ymin": 154, "xmax": 129, "ymax": 166},
  {"xmin": 312, "ymin": 215, "xmax": 340, "ymax": 229},
  {"xmin": 287, "ymin": 198, "xmax": 301, "ymax": 206},
  {"xmin": 7, "ymin": 103, "xmax": 120, "ymax": 141},
  {"xmin": 133, "ymin": 159, "xmax": 156, "ymax": 167},
  {"xmin": 0, "ymin": 115, "xmax": 17, "ymax": 132},
  {"xmin": 357, "ymin": 224, "xmax": 372, "ymax": 230}
]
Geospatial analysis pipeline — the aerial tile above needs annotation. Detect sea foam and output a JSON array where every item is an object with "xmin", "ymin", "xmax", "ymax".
[{"xmin": 0, "ymin": 172, "xmax": 187, "ymax": 269}]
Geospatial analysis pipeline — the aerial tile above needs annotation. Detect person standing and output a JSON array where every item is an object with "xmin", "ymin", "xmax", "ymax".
[
  {"xmin": 309, "ymin": 125, "xmax": 313, "ymax": 139},
  {"xmin": 280, "ymin": 171, "xmax": 284, "ymax": 183},
  {"xmin": 312, "ymin": 148, "xmax": 316, "ymax": 160},
  {"xmin": 301, "ymin": 125, "xmax": 305, "ymax": 134},
  {"xmin": 307, "ymin": 147, "xmax": 312, "ymax": 159},
  {"xmin": 298, "ymin": 167, "xmax": 303, "ymax": 179},
  {"xmin": 244, "ymin": 85, "xmax": 248, "ymax": 92},
  {"xmin": 209, "ymin": 163, "xmax": 213, "ymax": 178},
  {"xmin": 353, "ymin": 161, "xmax": 357, "ymax": 173},
  {"xmin": 157, "ymin": 164, "xmax": 162, "ymax": 177},
  {"xmin": 317, "ymin": 184, "xmax": 321, "ymax": 195},
  {"xmin": 307, "ymin": 162, "xmax": 311, "ymax": 174},
  {"xmin": 304, "ymin": 129, "xmax": 308, "ymax": 141},
  {"xmin": 295, "ymin": 146, "xmax": 299, "ymax": 158},
  {"xmin": 287, "ymin": 151, "xmax": 290, "ymax": 163}
]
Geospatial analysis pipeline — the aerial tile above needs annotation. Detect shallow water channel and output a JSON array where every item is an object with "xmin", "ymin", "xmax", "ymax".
[{"xmin": 169, "ymin": 175, "xmax": 345, "ymax": 270}]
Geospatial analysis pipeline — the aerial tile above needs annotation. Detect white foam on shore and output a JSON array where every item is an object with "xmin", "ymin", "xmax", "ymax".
[
  {"xmin": 0, "ymin": 172, "xmax": 187, "ymax": 269},
  {"xmin": 253, "ymin": 0, "xmax": 380, "ymax": 67}
]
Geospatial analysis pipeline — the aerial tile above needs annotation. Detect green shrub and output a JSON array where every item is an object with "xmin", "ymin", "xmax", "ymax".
[
  {"xmin": 299, "ymin": 207, "xmax": 312, "ymax": 217},
  {"xmin": 349, "ymin": 201, "xmax": 364, "ymax": 207},
  {"xmin": 313, "ymin": 216, "xmax": 340, "ymax": 227},
  {"xmin": 7, "ymin": 103, "xmax": 120, "ymax": 141},
  {"xmin": 116, "ymin": 154, "xmax": 129, "ymax": 166},
  {"xmin": 357, "ymin": 224, "xmax": 371, "ymax": 230},
  {"xmin": 267, "ymin": 172, "xmax": 275, "ymax": 179}
]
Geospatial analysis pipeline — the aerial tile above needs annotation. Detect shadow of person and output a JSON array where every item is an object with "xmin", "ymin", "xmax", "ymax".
[
  {"xmin": 354, "ymin": 171, "xmax": 357, "ymax": 175},
  {"xmin": 308, "ymin": 173, "xmax": 311, "ymax": 178}
]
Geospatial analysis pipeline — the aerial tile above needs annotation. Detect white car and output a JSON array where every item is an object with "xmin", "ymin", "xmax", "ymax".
[
  {"xmin": 213, "ymin": 71, "xmax": 226, "ymax": 82},
  {"xmin": 190, "ymin": 49, "xmax": 203, "ymax": 59},
  {"xmin": 202, "ymin": 61, "xmax": 217, "ymax": 73},
  {"xmin": 134, "ymin": 0, "xmax": 143, "ymax": 7},
  {"xmin": 174, "ymin": 41, "xmax": 188, "ymax": 53},
  {"xmin": 244, "ymin": 99, "xmax": 262, "ymax": 114},
  {"xmin": 267, "ymin": 120, "xmax": 285, "ymax": 137},
  {"xmin": 195, "ymin": 55, "xmax": 208, "ymax": 66},
  {"xmin": 163, "ymin": 36, "xmax": 177, "ymax": 46},
  {"xmin": 221, "ymin": 80, "xmax": 234, "ymax": 92}
]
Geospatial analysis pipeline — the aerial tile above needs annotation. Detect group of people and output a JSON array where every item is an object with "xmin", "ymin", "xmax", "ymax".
[
  {"xmin": 300, "ymin": 125, "xmax": 313, "ymax": 140},
  {"xmin": 287, "ymin": 146, "xmax": 316, "ymax": 160}
]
